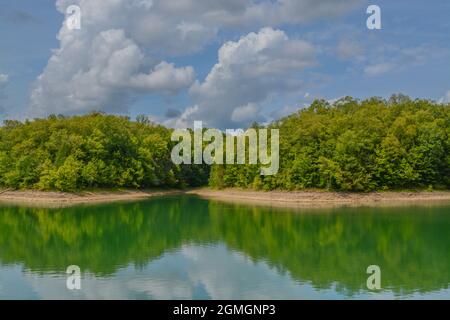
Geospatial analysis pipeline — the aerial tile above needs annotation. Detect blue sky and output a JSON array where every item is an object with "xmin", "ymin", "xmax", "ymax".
[{"xmin": 0, "ymin": 0, "xmax": 449, "ymax": 128}]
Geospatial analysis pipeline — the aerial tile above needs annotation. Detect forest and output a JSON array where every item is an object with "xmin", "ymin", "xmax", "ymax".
[
  {"xmin": 0, "ymin": 95, "xmax": 449, "ymax": 192},
  {"xmin": 0, "ymin": 113, "xmax": 209, "ymax": 191}
]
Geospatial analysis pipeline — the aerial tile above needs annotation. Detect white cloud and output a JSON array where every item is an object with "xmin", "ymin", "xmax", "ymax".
[
  {"xmin": 51, "ymin": 0, "xmax": 358, "ymax": 56},
  {"xmin": 28, "ymin": 0, "xmax": 358, "ymax": 118},
  {"xmin": 29, "ymin": 25, "xmax": 194, "ymax": 117},
  {"xmin": 231, "ymin": 103, "xmax": 262, "ymax": 123},
  {"xmin": 171, "ymin": 27, "xmax": 316, "ymax": 128},
  {"xmin": 0, "ymin": 74, "xmax": 8, "ymax": 89}
]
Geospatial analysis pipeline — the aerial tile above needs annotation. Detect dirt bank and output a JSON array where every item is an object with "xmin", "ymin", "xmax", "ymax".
[
  {"xmin": 1, "ymin": 188, "xmax": 450, "ymax": 208},
  {"xmin": 188, "ymin": 188, "xmax": 450, "ymax": 208},
  {"xmin": 0, "ymin": 189, "xmax": 182, "ymax": 207}
]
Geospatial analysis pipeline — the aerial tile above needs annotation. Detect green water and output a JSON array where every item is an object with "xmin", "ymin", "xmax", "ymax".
[{"xmin": 0, "ymin": 195, "xmax": 449, "ymax": 300}]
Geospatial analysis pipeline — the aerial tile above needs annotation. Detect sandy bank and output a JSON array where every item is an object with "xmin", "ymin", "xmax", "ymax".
[
  {"xmin": 188, "ymin": 189, "xmax": 450, "ymax": 208},
  {"xmin": 1, "ymin": 188, "xmax": 450, "ymax": 208},
  {"xmin": 0, "ymin": 189, "xmax": 182, "ymax": 207}
]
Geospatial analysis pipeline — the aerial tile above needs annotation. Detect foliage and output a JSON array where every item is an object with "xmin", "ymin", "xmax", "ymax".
[
  {"xmin": 0, "ymin": 113, "xmax": 209, "ymax": 191},
  {"xmin": 210, "ymin": 96, "xmax": 450, "ymax": 191},
  {"xmin": 1, "ymin": 95, "xmax": 449, "ymax": 191}
]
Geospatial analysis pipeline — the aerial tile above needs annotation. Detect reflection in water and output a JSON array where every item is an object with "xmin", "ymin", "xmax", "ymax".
[{"xmin": 0, "ymin": 195, "xmax": 449, "ymax": 299}]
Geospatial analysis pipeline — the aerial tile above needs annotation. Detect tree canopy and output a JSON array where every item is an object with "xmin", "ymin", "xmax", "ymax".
[
  {"xmin": 210, "ymin": 95, "xmax": 450, "ymax": 191},
  {"xmin": 0, "ymin": 113, "xmax": 209, "ymax": 191},
  {"xmin": 1, "ymin": 96, "xmax": 449, "ymax": 192}
]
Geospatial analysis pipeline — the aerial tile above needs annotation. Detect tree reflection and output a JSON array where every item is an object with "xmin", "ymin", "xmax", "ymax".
[{"xmin": 0, "ymin": 196, "xmax": 449, "ymax": 296}]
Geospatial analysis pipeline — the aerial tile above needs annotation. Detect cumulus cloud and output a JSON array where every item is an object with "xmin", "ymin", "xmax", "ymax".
[
  {"xmin": 231, "ymin": 103, "xmax": 262, "ymax": 123},
  {"xmin": 29, "ymin": 27, "xmax": 194, "ymax": 116},
  {"xmin": 28, "ymin": 0, "xmax": 358, "ymax": 118},
  {"xmin": 28, "ymin": 0, "xmax": 198, "ymax": 117},
  {"xmin": 170, "ymin": 28, "xmax": 316, "ymax": 128},
  {"xmin": 109, "ymin": 0, "xmax": 360, "ymax": 53}
]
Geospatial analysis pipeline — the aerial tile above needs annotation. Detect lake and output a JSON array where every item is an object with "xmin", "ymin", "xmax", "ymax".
[{"xmin": 0, "ymin": 195, "xmax": 449, "ymax": 300}]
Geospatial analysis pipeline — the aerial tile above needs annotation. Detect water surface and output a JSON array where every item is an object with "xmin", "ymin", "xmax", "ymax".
[{"xmin": 0, "ymin": 195, "xmax": 449, "ymax": 299}]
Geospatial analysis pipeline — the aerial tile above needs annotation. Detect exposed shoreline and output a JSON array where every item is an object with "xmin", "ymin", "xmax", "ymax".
[
  {"xmin": 0, "ymin": 189, "xmax": 183, "ymax": 207},
  {"xmin": 188, "ymin": 188, "xmax": 450, "ymax": 209},
  {"xmin": 1, "ymin": 188, "xmax": 450, "ymax": 208}
]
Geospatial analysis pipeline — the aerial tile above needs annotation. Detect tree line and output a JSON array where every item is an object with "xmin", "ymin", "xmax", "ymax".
[
  {"xmin": 210, "ymin": 95, "xmax": 450, "ymax": 191},
  {"xmin": 0, "ymin": 113, "xmax": 209, "ymax": 191},
  {"xmin": 0, "ymin": 95, "xmax": 449, "ymax": 191}
]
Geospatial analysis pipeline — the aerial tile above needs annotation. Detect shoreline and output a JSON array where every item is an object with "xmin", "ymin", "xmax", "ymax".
[
  {"xmin": 0, "ymin": 189, "xmax": 183, "ymax": 207},
  {"xmin": 1, "ymin": 188, "xmax": 450, "ymax": 208},
  {"xmin": 188, "ymin": 188, "xmax": 450, "ymax": 209}
]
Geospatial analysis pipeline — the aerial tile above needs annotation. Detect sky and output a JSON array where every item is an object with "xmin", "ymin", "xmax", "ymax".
[{"xmin": 0, "ymin": 0, "xmax": 449, "ymax": 128}]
